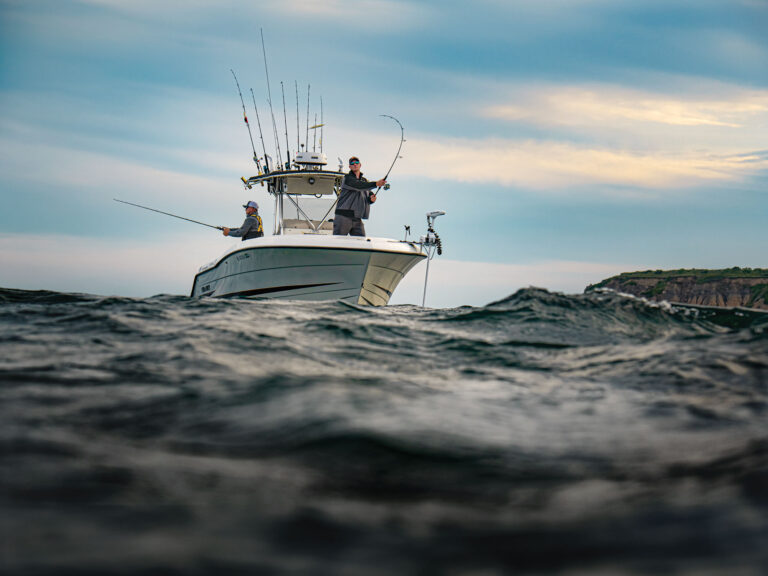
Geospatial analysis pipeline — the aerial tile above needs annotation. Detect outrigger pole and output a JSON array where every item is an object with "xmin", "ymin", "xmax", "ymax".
[
  {"xmin": 114, "ymin": 199, "xmax": 223, "ymax": 230},
  {"xmin": 230, "ymin": 69, "xmax": 261, "ymax": 172}
]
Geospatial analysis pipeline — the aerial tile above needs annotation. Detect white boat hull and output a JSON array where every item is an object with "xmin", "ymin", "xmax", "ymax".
[{"xmin": 191, "ymin": 235, "xmax": 425, "ymax": 306}]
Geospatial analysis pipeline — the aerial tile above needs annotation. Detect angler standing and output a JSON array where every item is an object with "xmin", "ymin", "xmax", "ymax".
[
  {"xmin": 223, "ymin": 201, "xmax": 264, "ymax": 240},
  {"xmin": 333, "ymin": 157, "xmax": 386, "ymax": 237}
]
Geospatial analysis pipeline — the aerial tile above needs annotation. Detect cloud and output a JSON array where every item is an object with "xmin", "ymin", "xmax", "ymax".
[
  {"xmin": 398, "ymin": 136, "xmax": 768, "ymax": 190},
  {"xmin": 484, "ymin": 84, "xmax": 768, "ymax": 129},
  {"xmin": 327, "ymin": 80, "xmax": 768, "ymax": 192},
  {"xmin": 262, "ymin": 0, "xmax": 427, "ymax": 26},
  {"xmin": 0, "ymin": 137, "xmax": 229, "ymax": 205},
  {"xmin": 73, "ymin": 0, "xmax": 428, "ymax": 30}
]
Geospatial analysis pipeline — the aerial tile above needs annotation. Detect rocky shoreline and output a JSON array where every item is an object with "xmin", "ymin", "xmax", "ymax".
[{"xmin": 586, "ymin": 268, "xmax": 768, "ymax": 310}]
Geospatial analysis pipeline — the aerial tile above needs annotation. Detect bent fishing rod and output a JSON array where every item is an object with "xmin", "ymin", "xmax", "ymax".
[
  {"xmin": 376, "ymin": 114, "xmax": 405, "ymax": 194},
  {"xmin": 114, "ymin": 199, "xmax": 223, "ymax": 230}
]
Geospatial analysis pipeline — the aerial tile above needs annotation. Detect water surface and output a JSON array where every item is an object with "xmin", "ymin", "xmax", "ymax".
[{"xmin": 1, "ymin": 287, "xmax": 766, "ymax": 575}]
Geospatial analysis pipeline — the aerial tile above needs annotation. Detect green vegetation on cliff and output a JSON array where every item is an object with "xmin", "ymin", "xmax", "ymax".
[
  {"xmin": 748, "ymin": 283, "xmax": 768, "ymax": 308},
  {"xmin": 587, "ymin": 268, "xmax": 768, "ymax": 291}
]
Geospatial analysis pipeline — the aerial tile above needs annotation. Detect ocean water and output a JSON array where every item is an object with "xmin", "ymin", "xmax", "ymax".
[{"xmin": 1, "ymin": 286, "xmax": 766, "ymax": 575}]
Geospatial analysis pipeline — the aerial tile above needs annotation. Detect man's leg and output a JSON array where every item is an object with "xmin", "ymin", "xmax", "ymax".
[
  {"xmin": 349, "ymin": 219, "xmax": 365, "ymax": 237},
  {"xmin": 333, "ymin": 214, "xmax": 354, "ymax": 235}
]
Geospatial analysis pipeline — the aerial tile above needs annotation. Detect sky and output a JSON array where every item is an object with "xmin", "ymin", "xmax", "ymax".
[{"xmin": 1, "ymin": 0, "xmax": 767, "ymax": 307}]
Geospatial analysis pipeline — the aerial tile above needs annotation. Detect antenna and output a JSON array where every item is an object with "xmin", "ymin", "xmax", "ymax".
[
  {"xmin": 313, "ymin": 113, "xmax": 317, "ymax": 152},
  {"xmin": 281, "ymin": 81, "xmax": 290, "ymax": 168},
  {"xmin": 260, "ymin": 28, "xmax": 282, "ymax": 169},
  {"xmin": 250, "ymin": 88, "xmax": 269, "ymax": 172}
]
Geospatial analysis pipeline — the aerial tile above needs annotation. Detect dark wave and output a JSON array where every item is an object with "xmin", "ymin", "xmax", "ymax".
[{"xmin": 1, "ymin": 285, "xmax": 767, "ymax": 574}]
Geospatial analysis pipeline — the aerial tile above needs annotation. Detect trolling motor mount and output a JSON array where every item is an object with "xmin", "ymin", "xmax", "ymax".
[
  {"xmin": 420, "ymin": 210, "xmax": 445, "ymax": 306},
  {"xmin": 420, "ymin": 210, "xmax": 445, "ymax": 255}
]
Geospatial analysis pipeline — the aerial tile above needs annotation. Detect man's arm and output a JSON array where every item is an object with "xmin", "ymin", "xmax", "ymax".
[
  {"xmin": 225, "ymin": 216, "xmax": 254, "ymax": 237},
  {"xmin": 344, "ymin": 173, "xmax": 378, "ymax": 190}
]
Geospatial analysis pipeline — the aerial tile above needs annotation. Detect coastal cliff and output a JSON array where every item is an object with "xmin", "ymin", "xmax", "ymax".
[{"xmin": 586, "ymin": 268, "xmax": 768, "ymax": 310}]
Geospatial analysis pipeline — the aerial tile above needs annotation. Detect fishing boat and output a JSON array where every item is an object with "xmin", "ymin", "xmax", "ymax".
[
  {"xmin": 189, "ymin": 151, "xmax": 441, "ymax": 305},
  {"xmin": 118, "ymin": 57, "xmax": 444, "ymax": 306}
]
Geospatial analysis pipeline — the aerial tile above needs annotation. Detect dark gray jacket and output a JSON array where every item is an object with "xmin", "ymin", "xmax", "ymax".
[
  {"xmin": 228, "ymin": 214, "xmax": 264, "ymax": 240},
  {"xmin": 336, "ymin": 172, "xmax": 377, "ymax": 220}
]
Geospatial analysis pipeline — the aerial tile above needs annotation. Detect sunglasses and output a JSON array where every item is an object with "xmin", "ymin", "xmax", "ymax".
[{"xmin": 349, "ymin": 161, "xmax": 360, "ymax": 165}]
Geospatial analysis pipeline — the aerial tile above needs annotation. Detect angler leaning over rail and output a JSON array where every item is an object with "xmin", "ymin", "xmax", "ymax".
[{"xmin": 333, "ymin": 156, "xmax": 386, "ymax": 237}]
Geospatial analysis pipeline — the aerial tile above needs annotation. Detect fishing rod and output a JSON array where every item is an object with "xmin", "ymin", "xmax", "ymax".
[
  {"xmin": 250, "ymin": 88, "xmax": 269, "ymax": 172},
  {"xmin": 307, "ymin": 120, "xmax": 324, "ymax": 153},
  {"xmin": 380, "ymin": 114, "xmax": 405, "ymax": 181},
  {"xmin": 281, "ymin": 81, "xmax": 290, "ymax": 168},
  {"xmin": 230, "ymin": 69, "xmax": 261, "ymax": 171},
  {"xmin": 295, "ymin": 81, "xmax": 300, "ymax": 154},
  {"xmin": 305, "ymin": 84, "xmax": 310, "ymax": 151},
  {"xmin": 260, "ymin": 28, "xmax": 282, "ymax": 170},
  {"xmin": 313, "ymin": 113, "xmax": 318, "ymax": 152},
  {"xmin": 114, "ymin": 199, "xmax": 222, "ymax": 230},
  {"xmin": 376, "ymin": 114, "xmax": 405, "ymax": 193}
]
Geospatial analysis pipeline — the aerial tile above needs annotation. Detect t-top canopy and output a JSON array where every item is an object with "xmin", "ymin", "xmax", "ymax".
[{"xmin": 243, "ymin": 170, "xmax": 343, "ymax": 196}]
